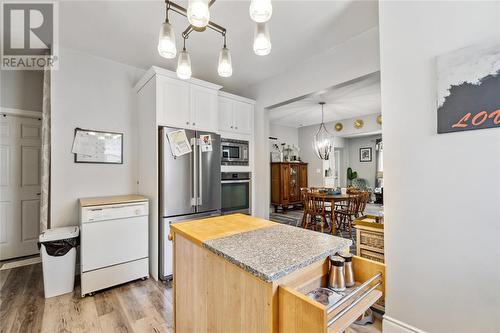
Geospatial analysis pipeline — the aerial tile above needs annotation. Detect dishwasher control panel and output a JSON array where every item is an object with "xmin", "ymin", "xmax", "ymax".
[{"xmin": 81, "ymin": 202, "xmax": 149, "ymax": 223}]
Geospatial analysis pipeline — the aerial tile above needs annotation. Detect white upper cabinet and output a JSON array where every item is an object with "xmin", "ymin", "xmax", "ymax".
[
  {"xmin": 218, "ymin": 96, "xmax": 234, "ymax": 132},
  {"xmin": 218, "ymin": 93, "xmax": 254, "ymax": 135},
  {"xmin": 143, "ymin": 67, "xmax": 220, "ymax": 132},
  {"xmin": 157, "ymin": 75, "xmax": 190, "ymax": 128},
  {"xmin": 233, "ymin": 101, "xmax": 252, "ymax": 134},
  {"xmin": 190, "ymin": 84, "xmax": 218, "ymax": 132}
]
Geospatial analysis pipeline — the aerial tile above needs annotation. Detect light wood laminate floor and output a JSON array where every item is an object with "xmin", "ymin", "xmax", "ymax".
[
  {"xmin": 0, "ymin": 263, "xmax": 381, "ymax": 333},
  {"xmin": 0, "ymin": 263, "xmax": 173, "ymax": 333}
]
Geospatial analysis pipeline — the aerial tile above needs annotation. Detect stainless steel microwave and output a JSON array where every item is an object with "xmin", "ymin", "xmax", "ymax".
[{"xmin": 221, "ymin": 138, "xmax": 249, "ymax": 166}]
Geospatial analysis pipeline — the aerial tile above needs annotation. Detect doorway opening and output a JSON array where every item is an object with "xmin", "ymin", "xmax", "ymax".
[
  {"xmin": 266, "ymin": 72, "xmax": 384, "ymax": 257},
  {"xmin": 0, "ymin": 111, "xmax": 43, "ymax": 261}
]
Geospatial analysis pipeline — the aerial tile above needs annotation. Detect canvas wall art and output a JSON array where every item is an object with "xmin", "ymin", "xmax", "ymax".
[{"xmin": 437, "ymin": 39, "xmax": 500, "ymax": 134}]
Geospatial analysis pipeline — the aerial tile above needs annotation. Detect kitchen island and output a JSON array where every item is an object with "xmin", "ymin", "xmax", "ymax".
[{"xmin": 169, "ymin": 214, "xmax": 385, "ymax": 333}]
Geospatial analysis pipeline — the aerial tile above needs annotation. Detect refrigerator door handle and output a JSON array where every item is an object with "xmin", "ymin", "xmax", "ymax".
[
  {"xmin": 198, "ymin": 139, "xmax": 203, "ymax": 206},
  {"xmin": 191, "ymin": 137, "xmax": 197, "ymax": 207}
]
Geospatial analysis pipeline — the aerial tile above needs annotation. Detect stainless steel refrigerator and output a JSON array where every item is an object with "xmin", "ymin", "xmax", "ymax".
[{"xmin": 159, "ymin": 127, "xmax": 221, "ymax": 280}]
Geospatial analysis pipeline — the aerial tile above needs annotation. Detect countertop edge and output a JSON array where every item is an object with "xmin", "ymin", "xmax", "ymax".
[
  {"xmin": 171, "ymin": 223, "xmax": 275, "ymax": 246},
  {"xmin": 202, "ymin": 239, "xmax": 351, "ymax": 283},
  {"xmin": 170, "ymin": 214, "xmax": 276, "ymax": 246},
  {"xmin": 79, "ymin": 194, "xmax": 149, "ymax": 207}
]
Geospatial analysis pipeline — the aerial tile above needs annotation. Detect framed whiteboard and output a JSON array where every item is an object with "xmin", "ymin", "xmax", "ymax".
[{"xmin": 72, "ymin": 128, "xmax": 123, "ymax": 164}]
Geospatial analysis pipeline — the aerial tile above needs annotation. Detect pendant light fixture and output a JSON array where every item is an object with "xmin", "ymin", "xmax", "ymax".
[
  {"xmin": 187, "ymin": 0, "xmax": 210, "ymax": 29},
  {"xmin": 157, "ymin": 4, "xmax": 177, "ymax": 59},
  {"xmin": 177, "ymin": 38, "xmax": 192, "ymax": 80},
  {"xmin": 313, "ymin": 102, "xmax": 334, "ymax": 160},
  {"xmin": 217, "ymin": 34, "xmax": 232, "ymax": 77},
  {"xmin": 159, "ymin": 1, "xmax": 273, "ymax": 78},
  {"xmin": 253, "ymin": 22, "xmax": 271, "ymax": 56},
  {"xmin": 249, "ymin": 0, "xmax": 272, "ymax": 23}
]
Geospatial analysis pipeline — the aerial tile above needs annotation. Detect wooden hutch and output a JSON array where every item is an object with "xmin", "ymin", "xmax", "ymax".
[{"xmin": 271, "ymin": 162, "xmax": 308, "ymax": 213}]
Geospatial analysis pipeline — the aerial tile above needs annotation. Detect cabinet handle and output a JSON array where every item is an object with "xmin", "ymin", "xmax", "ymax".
[
  {"xmin": 235, "ymin": 126, "xmax": 238, "ymax": 130},
  {"xmin": 186, "ymin": 122, "xmax": 189, "ymax": 125},
  {"xmin": 168, "ymin": 233, "xmax": 173, "ymax": 241},
  {"xmin": 192, "ymin": 122, "xmax": 196, "ymax": 126},
  {"xmin": 230, "ymin": 126, "xmax": 233, "ymax": 129}
]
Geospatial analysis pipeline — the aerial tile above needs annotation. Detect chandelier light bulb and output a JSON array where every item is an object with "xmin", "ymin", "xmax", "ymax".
[
  {"xmin": 177, "ymin": 48, "xmax": 192, "ymax": 80},
  {"xmin": 249, "ymin": 0, "xmax": 273, "ymax": 23},
  {"xmin": 187, "ymin": 0, "xmax": 210, "ymax": 28},
  {"xmin": 253, "ymin": 22, "xmax": 271, "ymax": 56},
  {"xmin": 157, "ymin": 21, "xmax": 177, "ymax": 59},
  {"xmin": 218, "ymin": 46, "xmax": 233, "ymax": 78}
]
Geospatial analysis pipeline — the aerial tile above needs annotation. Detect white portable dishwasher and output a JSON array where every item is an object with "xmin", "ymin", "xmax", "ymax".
[{"xmin": 79, "ymin": 196, "xmax": 149, "ymax": 296}]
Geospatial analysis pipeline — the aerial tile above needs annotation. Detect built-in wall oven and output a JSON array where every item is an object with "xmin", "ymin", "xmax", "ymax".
[
  {"xmin": 221, "ymin": 172, "xmax": 251, "ymax": 215},
  {"xmin": 221, "ymin": 138, "xmax": 249, "ymax": 166}
]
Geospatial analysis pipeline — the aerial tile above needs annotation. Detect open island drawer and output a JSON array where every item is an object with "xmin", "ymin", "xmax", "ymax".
[{"xmin": 278, "ymin": 256, "xmax": 385, "ymax": 333}]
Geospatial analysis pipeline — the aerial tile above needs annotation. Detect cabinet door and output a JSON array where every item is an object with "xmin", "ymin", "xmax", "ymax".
[
  {"xmin": 289, "ymin": 164, "xmax": 300, "ymax": 203},
  {"xmin": 233, "ymin": 101, "xmax": 253, "ymax": 134},
  {"xmin": 270, "ymin": 164, "xmax": 281, "ymax": 204},
  {"xmin": 190, "ymin": 84, "xmax": 218, "ymax": 132},
  {"xmin": 218, "ymin": 96, "xmax": 234, "ymax": 132},
  {"xmin": 281, "ymin": 164, "xmax": 290, "ymax": 202},
  {"xmin": 157, "ymin": 75, "xmax": 190, "ymax": 128},
  {"xmin": 299, "ymin": 164, "xmax": 308, "ymax": 189}
]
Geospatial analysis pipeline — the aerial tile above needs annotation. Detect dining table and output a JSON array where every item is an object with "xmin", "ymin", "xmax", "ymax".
[{"xmin": 308, "ymin": 191, "xmax": 352, "ymax": 234}]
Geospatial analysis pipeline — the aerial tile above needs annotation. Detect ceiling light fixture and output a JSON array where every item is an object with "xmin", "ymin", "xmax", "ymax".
[
  {"xmin": 313, "ymin": 102, "xmax": 334, "ymax": 160},
  {"xmin": 249, "ymin": 0, "xmax": 272, "ymax": 23},
  {"xmin": 158, "ymin": 4, "xmax": 177, "ymax": 59},
  {"xmin": 177, "ymin": 38, "xmax": 192, "ymax": 80},
  {"xmin": 158, "ymin": 0, "xmax": 273, "ymax": 79},
  {"xmin": 253, "ymin": 22, "xmax": 271, "ymax": 56},
  {"xmin": 218, "ymin": 34, "xmax": 232, "ymax": 77},
  {"xmin": 187, "ymin": 0, "xmax": 210, "ymax": 29}
]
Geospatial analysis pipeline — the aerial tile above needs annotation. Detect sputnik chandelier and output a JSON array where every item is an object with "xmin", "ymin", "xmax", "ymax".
[{"xmin": 158, "ymin": 0, "xmax": 273, "ymax": 80}]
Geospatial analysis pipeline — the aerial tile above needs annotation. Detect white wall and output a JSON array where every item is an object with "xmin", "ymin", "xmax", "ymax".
[
  {"xmin": 346, "ymin": 134, "xmax": 381, "ymax": 188},
  {"xmin": 379, "ymin": 2, "xmax": 500, "ymax": 333},
  {"xmin": 297, "ymin": 113, "xmax": 381, "ymax": 188},
  {"xmin": 51, "ymin": 48, "xmax": 145, "ymax": 227},
  {"xmin": 333, "ymin": 113, "xmax": 381, "ymax": 138},
  {"xmin": 250, "ymin": 27, "xmax": 381, "ymax": 217},
  {"xmin": 0, "ymin": 70, "xmax": 43, "ymax": 111},
  {"xmin": 269, "ymin": 123, "xmax": 299, "ymax": 153}
]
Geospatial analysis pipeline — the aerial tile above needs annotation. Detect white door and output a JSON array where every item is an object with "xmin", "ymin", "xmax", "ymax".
[
  {"xmin": 233, "ymin": 101, "xmax": 253, "ymax": 134},
  {"xmin": 218, "ymin": 96, "xmax": 234, "ymax": 132},
  {"xmin": 0, "ymin": 114, "xmax": 42, "ymax": 260},
  {"xmin": 157, "ymin": 75, "xmax": 190, "ymax": 128},
  {"xmin": 190, "ymin": 84, "xmax": 218, "ymax": 132}
]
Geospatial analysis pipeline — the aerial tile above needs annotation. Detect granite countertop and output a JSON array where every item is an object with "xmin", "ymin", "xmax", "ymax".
[{"xmin": 203, "ymin": 224, "xmax": 352, "ymax": 282}]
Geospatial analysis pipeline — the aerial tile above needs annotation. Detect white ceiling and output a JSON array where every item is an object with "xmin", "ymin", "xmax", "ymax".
[
  {"xmin": 268, "ymin": 72, "xmax": 381, "ymax": 128},
  {"xmin": 59, "ymin": 0, "xmax": 378, "ymax": 96}
]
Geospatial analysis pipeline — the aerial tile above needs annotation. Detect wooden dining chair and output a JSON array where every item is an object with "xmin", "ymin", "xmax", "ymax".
[
  {"xmin": 309, "ymin": 187, "xmax": 322, "ymax": 193},
  {"xmin": 357, "ymin": 191, "xmax": 370, "ymax": 217},
  {"xmin": 335, "ymin": 193, "xmax": 361, "ymax": 239},
  {"xmin": 303, "ymin": 192, "xmax": 329, "ymax": 233},
  {"xmin": 300, "ymin": 188, "xmax": 310, "ymax": 227}
]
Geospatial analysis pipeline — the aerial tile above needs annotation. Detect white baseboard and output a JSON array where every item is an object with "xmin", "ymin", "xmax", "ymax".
[{"xmin": 383, "ymin": 316, "xmax": 428, "ymax": 333}]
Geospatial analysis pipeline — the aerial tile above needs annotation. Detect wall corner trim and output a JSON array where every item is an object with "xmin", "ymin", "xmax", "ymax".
[{"xmin": 383, "ymin": 316, "xmax": 428, "ymax": 333}]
